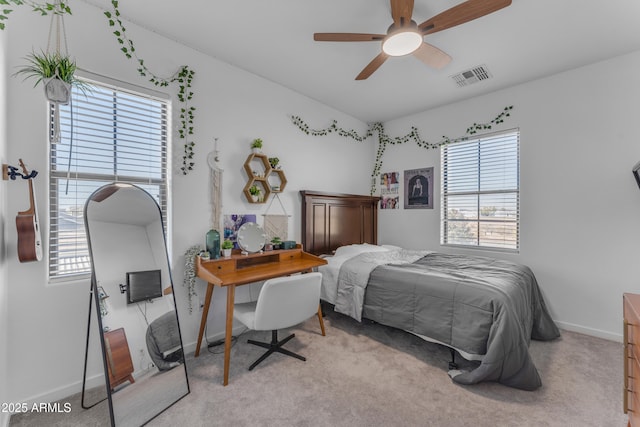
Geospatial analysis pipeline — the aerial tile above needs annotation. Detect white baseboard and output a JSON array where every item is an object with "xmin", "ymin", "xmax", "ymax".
[
  {"xmin": 17, "ymin": 372, "xmax": 106, "ymax": 408},
  {"xmin": 556, "ymin": 320, "xmax": 623, "ymax": 343}
]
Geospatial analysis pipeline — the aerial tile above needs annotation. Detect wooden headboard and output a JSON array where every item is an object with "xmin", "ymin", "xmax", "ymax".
[{"xmin": 300, "ymin": 190, "xmax": 380, "ymax": 256}]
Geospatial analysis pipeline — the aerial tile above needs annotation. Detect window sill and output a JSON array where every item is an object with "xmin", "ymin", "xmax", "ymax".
[
  {"xmin": 439, "ymin": 243, "xmax": 519, "ymax": 254},
  {"xmin": 48, "ymin": 273, "xmax": 91, "ymax": 287}
]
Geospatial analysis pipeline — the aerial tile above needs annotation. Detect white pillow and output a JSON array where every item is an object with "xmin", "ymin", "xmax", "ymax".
[{"xmin": 333, "ymin": 243, "xmax": 389, "ymax": 258}]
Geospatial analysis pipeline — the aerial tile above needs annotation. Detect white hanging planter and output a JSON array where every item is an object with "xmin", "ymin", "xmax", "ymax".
[
  {"xmin": 43, "ymin": 77, "xmax": 71, "ymax": 105},
  {"xmin": 14, "ymin": 7, "xmax": 77, "ymax": 144}
]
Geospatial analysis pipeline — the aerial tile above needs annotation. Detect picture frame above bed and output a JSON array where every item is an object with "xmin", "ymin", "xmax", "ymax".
[{"xmin": 404, "ymin": 167, "xmax": 434, "ymax": 209}]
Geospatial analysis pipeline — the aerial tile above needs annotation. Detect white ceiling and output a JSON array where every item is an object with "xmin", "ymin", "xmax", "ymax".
[{"xmin": 81, "ymin": 0, "xmax": 640, "ymax": 123}]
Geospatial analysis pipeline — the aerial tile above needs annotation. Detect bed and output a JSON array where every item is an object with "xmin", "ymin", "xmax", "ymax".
[{"xmin": 300, "ymin": 190, "xmax": 560, "ymax": 390}]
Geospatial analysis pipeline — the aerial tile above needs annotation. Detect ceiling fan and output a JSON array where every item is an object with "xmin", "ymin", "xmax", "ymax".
[{"xmin": 313, "ymin": 0, "xmax": 512, "ymax": 80}]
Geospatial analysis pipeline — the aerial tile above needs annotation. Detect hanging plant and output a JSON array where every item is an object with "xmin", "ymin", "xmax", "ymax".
[
  {"xmin": 12, "ymin": 1, "xmax": 87, "ymax": 144},
  {"xmin": 14, "ymin": 50, "xmax": 89, "ymax": 102},
  {"xmin": 103, "ymin": 0, "xmax": 197, "ymax": 175},
  {"xmin": 291, "ymin": 106, "xmax": 513, "ymax": 195}
]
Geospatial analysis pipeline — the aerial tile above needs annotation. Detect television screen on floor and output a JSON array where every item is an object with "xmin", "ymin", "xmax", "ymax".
[{"xmin": 126, "ymin": 269, "xmax": 162, "ymax": 304}]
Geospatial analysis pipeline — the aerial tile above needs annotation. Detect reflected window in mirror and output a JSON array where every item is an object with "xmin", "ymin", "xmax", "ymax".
[{"xmin": 48, "ymin": 73, "xmax": 170, "ymax": 281}]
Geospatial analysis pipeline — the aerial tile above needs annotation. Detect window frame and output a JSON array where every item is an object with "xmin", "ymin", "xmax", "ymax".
[
  {"xmin": 48, "ymin": 71, "xmax": 171, "ymax": 282},
  {"xmin": 440, "ymin": 128, "xmax": 520, "ymax": 252}
]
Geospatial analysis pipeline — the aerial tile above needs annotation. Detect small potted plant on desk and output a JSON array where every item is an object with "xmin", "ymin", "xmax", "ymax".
[
  {"xmin": 271, "ymin": 237, "xmax": 282, "ymax": 250},
  {"xmin": 221, "ymin": 239, "xmax": 233, "ymax": 257}
]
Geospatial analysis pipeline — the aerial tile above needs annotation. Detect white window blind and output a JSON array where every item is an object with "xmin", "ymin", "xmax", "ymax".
[
  {"xmin": 441, "ymin": 129, "xmax": 519, "ymax": 251},
  {"xmin": 49, "ymin": 79, "xmax": 169, "ymax": 279}
]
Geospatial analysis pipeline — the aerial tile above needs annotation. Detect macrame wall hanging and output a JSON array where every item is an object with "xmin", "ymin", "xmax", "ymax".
[
  {"xmin": 207, "ymin": 138, "xmax": 223, "ymax": 231},
  {"xmin": 263, "ymin": 193, "xmax": 290, "ymax": 241}
]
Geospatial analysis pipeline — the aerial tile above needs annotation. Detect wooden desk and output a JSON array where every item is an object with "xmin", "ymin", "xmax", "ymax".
[{"xmin": 195, "ymin": 245, "xmax": 327, "ymax": 385}]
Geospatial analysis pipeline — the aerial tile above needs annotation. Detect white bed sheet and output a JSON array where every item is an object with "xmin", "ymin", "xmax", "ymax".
[{"xmin": 318, "ymin": 243, "xmax": 392, "ymax": 304}]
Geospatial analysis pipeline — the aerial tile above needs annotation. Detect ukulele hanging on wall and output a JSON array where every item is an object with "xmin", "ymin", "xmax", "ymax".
[{"xmin": 15, "ymin": 159, "xmax": 42, "ymax": 262}]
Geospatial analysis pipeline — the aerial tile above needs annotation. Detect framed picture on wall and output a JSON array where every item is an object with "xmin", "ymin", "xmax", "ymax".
[
  {"xmin": 380, "ymin": 171, "xmax": 400, "ymax": 209},
  {"xmin": 223, "ymin": 214, "xmax": 257, "ymax": 247},
  {"xmin": 404, "ymin": 167, "xmax": 434, "ymax": 209}
]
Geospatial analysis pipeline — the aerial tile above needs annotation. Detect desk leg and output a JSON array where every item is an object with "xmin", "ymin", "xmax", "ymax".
[
  {"xmin": 223, "ymin": 284, "xmax": 235, "ymax": 386},
  {"xmin": 317, "ymin": 304, "xmax": 326, "ymax": 336},
  {"xmin": 194, "ymin": 283, "xmax": 215, "ymax": 357}
]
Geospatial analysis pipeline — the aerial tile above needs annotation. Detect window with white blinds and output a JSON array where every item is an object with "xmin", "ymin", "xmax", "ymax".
[
  {"xmin": 49, "ymin": 79, "xmax": 169, "ymax": 279},
  {"xmin": 441, "ymin": 129, "xmax": 519, "ymax": 251}
]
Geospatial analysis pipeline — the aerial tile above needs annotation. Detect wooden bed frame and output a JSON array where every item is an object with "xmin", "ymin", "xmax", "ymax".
[{"xmin": 300, "ymin": 190, "xmax": 380, "ymax": 256}]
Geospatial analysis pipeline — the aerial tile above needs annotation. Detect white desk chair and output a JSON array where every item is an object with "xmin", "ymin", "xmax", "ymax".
[{"xmin": 233, "ymin": 272, "xmax": 323, "ymax": 371}]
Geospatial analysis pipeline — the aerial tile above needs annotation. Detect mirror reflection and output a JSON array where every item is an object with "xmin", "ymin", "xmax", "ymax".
[{"xmin": 85, "ymin": 183, "xmax": 189, "ymax": 426}]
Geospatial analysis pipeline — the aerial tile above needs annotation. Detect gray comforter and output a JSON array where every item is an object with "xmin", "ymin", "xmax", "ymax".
[{"xmin": 337, "ymin": 251, "xmax": 560, "ymax": 390}]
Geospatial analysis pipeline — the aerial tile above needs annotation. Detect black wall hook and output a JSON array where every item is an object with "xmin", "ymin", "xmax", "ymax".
[{"xmin": 3, "ymin": 164, "xmax": 38, "ymax": 180}]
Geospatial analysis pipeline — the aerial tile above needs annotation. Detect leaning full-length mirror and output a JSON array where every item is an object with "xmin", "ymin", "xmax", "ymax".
[{"xmin": 85, "ymin": 183, "xmax": 189, "ymax": 426}]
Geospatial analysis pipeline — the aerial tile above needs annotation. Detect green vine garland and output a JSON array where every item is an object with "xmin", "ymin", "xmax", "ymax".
[
  {"xmin": 292, "ymin": 106, "xmax": 513, "ymax": 195},
  {"xmin": 0, "ymin": 0, "xmax": 71, "ymax": 30},
  {"xmin": 104, "ymin": 0, "xmax": 196, "ymax": 175}
]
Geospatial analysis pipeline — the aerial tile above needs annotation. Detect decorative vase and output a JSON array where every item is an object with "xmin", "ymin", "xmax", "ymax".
[
  {"xmin": 205, "ymin": 229, "xmax": 220, "ymax": 259},
  {"xmin": 222, "ymin": 248, "xmax": 232, "ymax": 257}
]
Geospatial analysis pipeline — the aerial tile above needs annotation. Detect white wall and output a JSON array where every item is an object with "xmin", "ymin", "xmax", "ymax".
[
  {"xmin": 379, "ymin": 49, "xmax": 640, "ymax": 341},
  {"xmin": 0, "ymin": 21, "xmax": 10, "ymax": 427},
  {"xmin": 3, "ymin": 3, "xmax": 372, "ymax": 404}
]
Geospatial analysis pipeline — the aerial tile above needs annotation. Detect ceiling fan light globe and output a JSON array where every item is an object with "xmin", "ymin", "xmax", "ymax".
[{"xmin": 382, "ymin": 31, "xmax": 422, "ymax": 56}]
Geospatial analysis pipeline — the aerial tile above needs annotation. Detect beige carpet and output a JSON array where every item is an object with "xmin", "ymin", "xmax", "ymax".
[{"xmin": 10, "ymin": 310, "xmax": 627, "ymax": 426}]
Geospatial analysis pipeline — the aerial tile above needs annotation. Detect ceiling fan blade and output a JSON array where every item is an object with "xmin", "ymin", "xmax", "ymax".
[
  {"xmin": 391, "ymin": 0, "xmax": 414, "ymax": 27},
  {"xmin": 412, "ymin": 42, "xmax": 452, "ymax": 69},
  {"xmin": 418, "ymin": 0, "xmax": 511, "ymax": 34},
  {"xmin": 356, "ymin": 52, "xmax": 389, "ymax": 80},
  {"xmin": 314, "ymin": 33, "xmax": 386, "ymax": 42}
]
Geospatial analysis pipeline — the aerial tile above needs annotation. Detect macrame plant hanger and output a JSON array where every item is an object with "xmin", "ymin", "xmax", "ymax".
[
  {"xmin": 262, "ymin": 192, "xmax": 291, "ymax": 241},
  {"xmin": 45, "ymin": 1, "xmax": 71, "ymax": 144}
]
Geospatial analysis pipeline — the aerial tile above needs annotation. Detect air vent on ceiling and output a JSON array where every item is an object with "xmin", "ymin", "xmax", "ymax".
[{"xmin": 450, "ymin": 65, "xmax": 492, "ymax": 87}]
